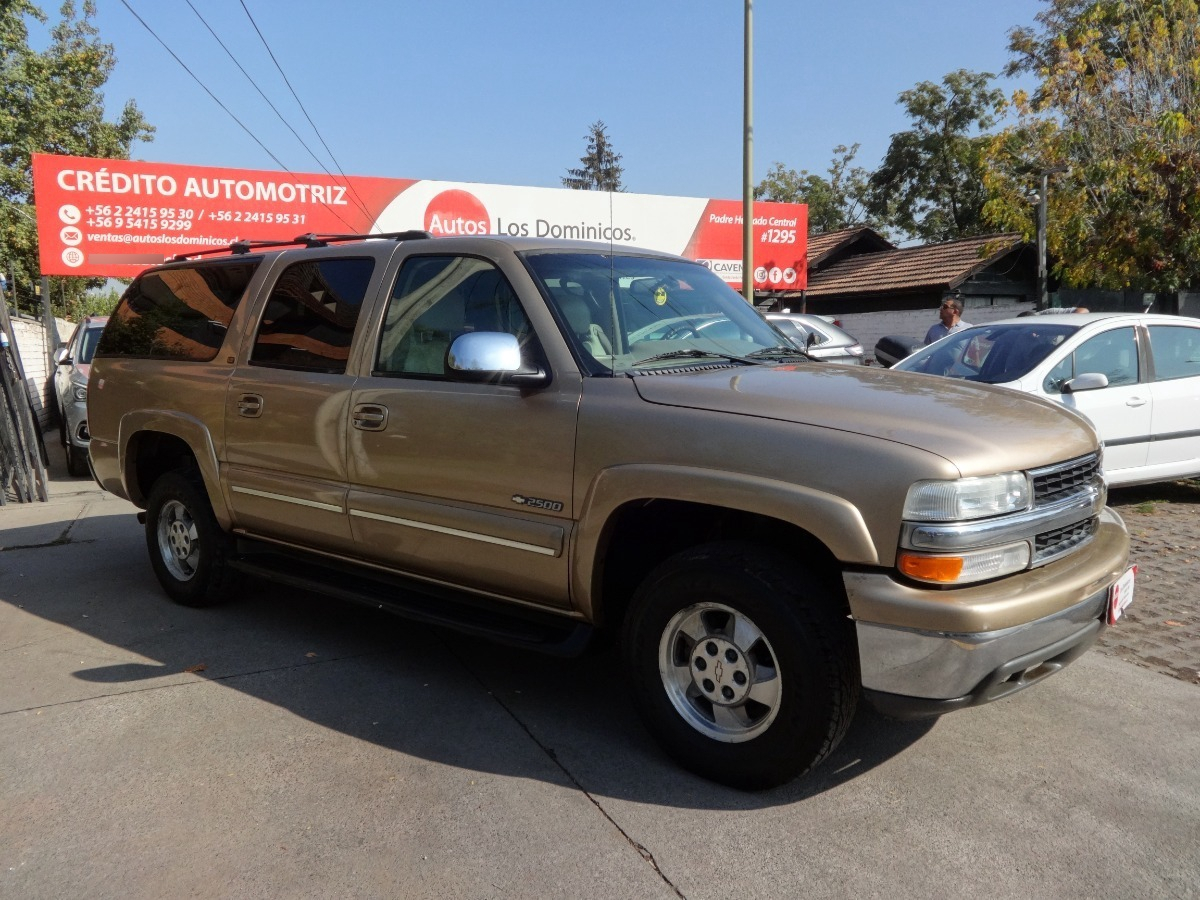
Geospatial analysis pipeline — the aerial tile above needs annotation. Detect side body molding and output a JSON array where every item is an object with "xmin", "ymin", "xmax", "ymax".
[{"xmin": 570, "ymin": 464, "xmax": 879, "ymax": 619}]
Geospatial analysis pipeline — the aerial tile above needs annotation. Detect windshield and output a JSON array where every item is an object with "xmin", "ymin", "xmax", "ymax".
[
  {"xmin": 522, "ymin": 251, "xmax": 798, "ymax": 374},
  {"xmin": 895, "ymin": 323, "xmax": 1080, "ymax": 384},
  {"xmin": 78, "ymin": 326, "xmax": 105, "ymax": 364}
]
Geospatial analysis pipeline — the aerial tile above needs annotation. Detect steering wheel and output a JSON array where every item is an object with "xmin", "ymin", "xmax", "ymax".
[{"xmin": 664, "ymin": 323, "xmax": 699, "ymax": 340}]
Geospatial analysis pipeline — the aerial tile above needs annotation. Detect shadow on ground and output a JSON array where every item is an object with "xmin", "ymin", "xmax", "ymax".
[{"xmin": 2, "ymin": 506, "xmax": 935, "ymax": 811}]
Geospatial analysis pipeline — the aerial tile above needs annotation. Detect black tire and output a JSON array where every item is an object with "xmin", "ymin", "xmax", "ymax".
[
  {"xmin": 622, "ymin": 541, "xmax": 859, "ymax": 790},
  {"xmin": 144, "ymin": 470, "xmax": 239, "ymax": 607},
  {"xmin": 64, "ymin": 440, "xmax": 89, "ymax": 477}
]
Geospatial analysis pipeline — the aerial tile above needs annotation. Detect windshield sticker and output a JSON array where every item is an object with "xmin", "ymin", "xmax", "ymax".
[{"xmin": 654, "ymin": 286, "xmax": 668, "ymax": 306}]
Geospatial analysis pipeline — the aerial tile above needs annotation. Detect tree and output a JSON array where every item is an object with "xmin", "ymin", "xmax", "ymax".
[
  {"xmin": 983, "ymin": 0, "xmax": 1200, "ymax": 291},
  {"xmin": 562, "ymin": 120, "xmax": 624, "ymax": 191},
  {"xmin": 1, "ymin": 0, "xmax": 153, "ymax": 318},
  {"xmin": 755, "ymin": 144, "xmax": 882, "ymax": 234},
  {"xmin": 868, "ymin": 69, "xmax": 1005, "ymax": 242}
]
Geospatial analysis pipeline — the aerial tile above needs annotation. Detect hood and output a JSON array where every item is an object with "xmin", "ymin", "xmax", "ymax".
[{"xmin": 631, "ymin": 364, "xmax": 1098, "ymax": 475}]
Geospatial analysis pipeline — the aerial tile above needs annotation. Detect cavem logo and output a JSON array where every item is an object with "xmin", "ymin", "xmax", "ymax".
[{"xmin": 424, "ymin": 189, "xmax": 490, "ymax": 236}]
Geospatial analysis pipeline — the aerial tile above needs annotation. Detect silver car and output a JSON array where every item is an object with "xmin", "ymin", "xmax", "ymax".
[
  {"xmin": 766, "ymin": 313, "xmax": 865, "ymax": 365},
  {"xmin": 53, "ymin": 315, "xmax": 107, "ymax": 476}
]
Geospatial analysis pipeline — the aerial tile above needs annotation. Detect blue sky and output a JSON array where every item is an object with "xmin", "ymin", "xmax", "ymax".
[{"xmin": 57, "ymin": 1, "xmax": 1044, "ymax": 200}]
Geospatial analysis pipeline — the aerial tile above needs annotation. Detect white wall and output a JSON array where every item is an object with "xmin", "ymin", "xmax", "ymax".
[{"xmin": 9, "ymin": 315, "xmax": 70, "ymax": 430}]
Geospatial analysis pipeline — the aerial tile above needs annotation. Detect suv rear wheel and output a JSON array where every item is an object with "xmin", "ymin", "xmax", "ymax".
[
  {"xmin": 623, "ymin": 541, "xmax": 858, "ymax": 790},
  {"xmin": 145, "ymin": 470, "xmax": 239, "ymax": 607}
]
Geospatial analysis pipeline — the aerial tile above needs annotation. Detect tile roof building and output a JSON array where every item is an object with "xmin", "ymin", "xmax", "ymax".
[{"xmin": 766, "ymin": 228, "xmax": 1038, "ymax": 318}]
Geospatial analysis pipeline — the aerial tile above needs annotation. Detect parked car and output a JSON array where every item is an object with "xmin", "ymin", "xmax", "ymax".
[
  {"xmin": 53, "ymin": 315, "xmax": 107, "ymax": 476},
  {"xmin": 87, "ymin": 235, "xmax": 1130, "ymax": 789},
  {"xmin": 765, "ymin": 313, "xmax": 865, "ymax": 365},
  {"xmin": 873, "ymin": 334, "xmax": 924, "ymax": 368},
  {"xmin": 893, "ymin": 313, "xmax": 1200, "ymax": 486}
]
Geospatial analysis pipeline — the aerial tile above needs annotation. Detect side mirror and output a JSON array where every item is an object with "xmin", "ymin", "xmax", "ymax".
[
  {"xmin": 54, "ymin": 347, "xmax": 71, "ymax": 365},
  {"xmin": 806, "ymin": 331, "xmax": 819, "ymax": 350},
  {"xmin": 447, "ymin": 332, "xmax": 549, "ymax": 387},
  {"xmin": 1063, "ymin": 372, "xmax": 1109, "ymax": 393}
]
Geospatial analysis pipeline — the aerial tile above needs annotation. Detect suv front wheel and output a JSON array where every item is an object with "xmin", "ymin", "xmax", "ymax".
[
  {"xmin": 145, "ymin": 470, "xmax": 239, "ymax": 607},
  {"xmin": 623, "ymin": 542, "xmax": 859, "ymax": 790}
]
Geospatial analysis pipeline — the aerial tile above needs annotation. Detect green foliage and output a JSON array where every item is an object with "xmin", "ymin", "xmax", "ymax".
[
  {"xmin": 868, "ymin": 70, "xmax": 1006, "ymax": 242},
  {"xmin": 755, "ymin": 144, "xmax": 883, "ymax": 235},
  {"xmin": 562, "ymin": 120, "xmax": 624, "ymax": 191},
  {"xmin": 0, "ymin": 1, "xmax": 153, "ymax": 317},
  {"xmin": 985, "ymin": 0, "xmax": 1200, "ymax": 290}
]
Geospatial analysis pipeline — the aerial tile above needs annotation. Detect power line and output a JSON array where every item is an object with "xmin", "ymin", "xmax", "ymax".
[
  {"xmin": 117, "ymin": 0, "xmax": 359, "ymax": 233},
  {"xmin": 183, "ymin": 0, "xmax": 374, "ymax": 223},
  {"xmin": 237, "ymin": 0, "xmax": 373, "ymax": 222}
]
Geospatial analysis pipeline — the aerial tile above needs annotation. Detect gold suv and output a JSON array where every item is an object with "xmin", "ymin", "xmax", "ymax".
[{"xmin": 87, "ymin": 232, "xmax": 1132, "ymax": 789}]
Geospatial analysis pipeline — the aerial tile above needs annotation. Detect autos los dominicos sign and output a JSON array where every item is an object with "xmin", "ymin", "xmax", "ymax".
[{"xmin": 31, "ymin": 153, "xmax": 806, "ymax": 290}]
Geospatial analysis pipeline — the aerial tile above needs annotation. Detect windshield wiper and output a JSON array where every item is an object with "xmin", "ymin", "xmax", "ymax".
[
  {"xmin": 744, "ymin": 346, "xmax": 812, "ymax": 361},
  {"xmin": 632, "ymin": 349, "xmax": 766, "ymax": 368}
]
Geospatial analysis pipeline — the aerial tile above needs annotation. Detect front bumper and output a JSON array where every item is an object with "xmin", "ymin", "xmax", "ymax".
[
  {"xmin": 64, "ymin": 401, "xmax": 90, "ymax": 448},
  {"xmin": 848, "ymin": 507, "xmax": 1129, "ymax": 718}
]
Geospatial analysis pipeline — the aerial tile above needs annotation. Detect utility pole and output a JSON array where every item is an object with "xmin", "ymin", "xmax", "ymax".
[
  {"xmin": 742, "ymin": 0, "xmax": 754, "ymax": 305},
  {"xmin": 1036, "ymin": 165, "xmax": 1068, "ymax": 310}
]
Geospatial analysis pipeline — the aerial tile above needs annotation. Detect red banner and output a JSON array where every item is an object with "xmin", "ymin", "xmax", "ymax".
[{"xmin": 32, "ymin": 154, "xmax": 806, "ymax": 289}]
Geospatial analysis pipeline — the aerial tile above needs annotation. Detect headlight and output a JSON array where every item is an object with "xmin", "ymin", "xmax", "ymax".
[
  {"xmin": 903, "ymin": 472, "xmax": 1031, "ymax": 522},
  {"xmin": 72, "ymin": 384, "xmax": 88, "ymax": 402}
]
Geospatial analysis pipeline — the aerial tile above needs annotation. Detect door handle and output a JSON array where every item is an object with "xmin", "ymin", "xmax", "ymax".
[
  {"xmin": 352, "ymin": 403, "xmax": 388, "ymax": 431},
  {"xmin": 237, "ymin": 393, "xmax": 263, "ymax": 417},
  {"xmin": 1126, "ymin": 397, "xmax": 1147, "ymax": 408}
]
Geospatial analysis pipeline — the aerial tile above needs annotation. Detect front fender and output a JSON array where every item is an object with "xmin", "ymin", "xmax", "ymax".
[{"xmin": 570, "ymin": 464, "xmax": 878, "ymax": 620}]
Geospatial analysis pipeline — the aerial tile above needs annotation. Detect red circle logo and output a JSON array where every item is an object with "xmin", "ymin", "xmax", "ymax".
[{"xmin": 424, "ymin": 190, "xmax": 490, "ymax": 237}]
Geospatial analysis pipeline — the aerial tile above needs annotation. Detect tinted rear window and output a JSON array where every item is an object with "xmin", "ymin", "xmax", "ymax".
[{"xmin": 96, "ymin": 261, "xmax": 260, "ymax": 361}]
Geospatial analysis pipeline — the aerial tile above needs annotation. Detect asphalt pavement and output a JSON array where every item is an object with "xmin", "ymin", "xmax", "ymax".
[{"xmin": 2, "ymin": 446, "xmax": 1198, "ymax": 899}]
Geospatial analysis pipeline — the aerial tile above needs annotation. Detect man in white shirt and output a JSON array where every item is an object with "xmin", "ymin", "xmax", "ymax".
[{"xmin": 924, "ymin": 296, "xmax": 971, "ymax": 344}]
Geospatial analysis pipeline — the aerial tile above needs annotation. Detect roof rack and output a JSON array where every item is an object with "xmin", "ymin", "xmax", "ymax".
[{"xmin": 169, "ymin": 230, "xmax": 433, "ymax": 262}]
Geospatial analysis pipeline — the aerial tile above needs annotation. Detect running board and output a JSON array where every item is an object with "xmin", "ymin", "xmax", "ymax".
[{"xmin": 227, "ymin": 547, "xmax": 593, "ymax": 658}]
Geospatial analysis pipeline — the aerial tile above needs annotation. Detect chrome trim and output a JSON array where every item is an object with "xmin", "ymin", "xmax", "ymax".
[
  {"xmin": 230, "ymin": 485, "xmax": 344, "ymax": 513},
  {"xmin": 900, "ymin": 483, "xmax": 1103, "ymax": 552},
  {"xmin": 857, "ymin": 587, "xmax": 1108, "ymax": 700},
  {"xmin": 1026, "ymin": 452, "xmax": 1098, "ymax": 480},
  {"xmin": 348, "ymin": 508, "xmax": 558, "ymax": 556},
  {"xmin": 1033, "ymin": 518, "xmax": 1098, "ymax": 565}
]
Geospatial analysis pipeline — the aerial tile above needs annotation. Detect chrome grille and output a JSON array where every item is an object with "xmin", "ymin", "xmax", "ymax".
[
  {"xmin": 1034, "ymin": 517, "xmax": 1098, "ymax": 564},
  {"xmin": 1031, "ymin": 453, "xmax": 1100, "ymax": 505}
]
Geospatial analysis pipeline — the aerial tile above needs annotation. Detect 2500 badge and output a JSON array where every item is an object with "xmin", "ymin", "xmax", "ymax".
[{"xmin": 512, "ymin": 494, "xmax": 564, "ymax": 512}]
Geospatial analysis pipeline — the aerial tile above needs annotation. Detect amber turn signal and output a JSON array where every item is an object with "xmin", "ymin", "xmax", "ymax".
[{"xmin": 897, "ymin": 552, "xmax": 965, "ymax": 583}]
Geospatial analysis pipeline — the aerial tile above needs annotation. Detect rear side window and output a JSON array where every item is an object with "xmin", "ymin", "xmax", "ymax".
[
  {"xmin": 96, "ymin": 262, "xmax": 259, "ymax": 361},
  {"xmin": 250, "ymin": 258, "xmax": 375, "ymax": 373},
  {"xmin": 1148, "ymin": 325, "xmax": 1200, "ymax": 382}
]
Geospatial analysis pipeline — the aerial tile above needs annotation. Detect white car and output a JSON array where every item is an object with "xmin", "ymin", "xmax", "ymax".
[{"xmin": 893, "ymin": 313, "xmax": 1200, "ymax": 487}]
